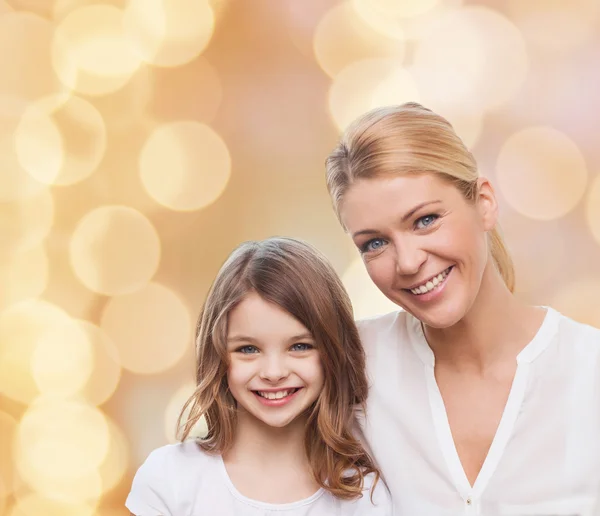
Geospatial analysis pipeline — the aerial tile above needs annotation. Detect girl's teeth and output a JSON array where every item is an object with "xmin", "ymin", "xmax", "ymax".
[
  {"xmin": 410, "ymin": 268, "xmax": 451, "ymax": 295},
  {"xmin": 258, "ymin": 389, "xmax": 295, "ymax": 400}
]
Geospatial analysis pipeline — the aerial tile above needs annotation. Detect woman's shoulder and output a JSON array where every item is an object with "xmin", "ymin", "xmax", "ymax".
[
  {"xmin": 356, "ymin": 309, "xmax": 412, "ymax": 348},
  {"xmin": 553, "ymin": 308, "xmax": 600, "ymax": 350}
]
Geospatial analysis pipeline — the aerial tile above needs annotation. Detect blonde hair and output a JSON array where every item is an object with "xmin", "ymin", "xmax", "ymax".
[
  {"xmin": 178, "ymin": 237, "xmax": 380, "ymax": 500},
  {"xmin": 325, "ymin": 102, "xmax": 515, "ymax": 292}
]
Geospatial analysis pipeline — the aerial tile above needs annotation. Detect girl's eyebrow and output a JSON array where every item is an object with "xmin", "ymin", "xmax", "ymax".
[{"xmin": 227, "ymin": 333, "xmax": 314, "ymax": 344}]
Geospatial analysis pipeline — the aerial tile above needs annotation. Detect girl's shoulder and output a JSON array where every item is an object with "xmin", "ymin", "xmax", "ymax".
[
  {"xmin": 338, "ymin": 472, "xmax": 393, "ymax": 515},
  {"xmin": 126, "ymin": 441, "xmax": 219, "ymax": 515}
]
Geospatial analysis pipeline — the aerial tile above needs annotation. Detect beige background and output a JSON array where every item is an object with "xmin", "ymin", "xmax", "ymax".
[{"xmin": 0, "ymin": 0, "xmax": 599, "ymax": 514}]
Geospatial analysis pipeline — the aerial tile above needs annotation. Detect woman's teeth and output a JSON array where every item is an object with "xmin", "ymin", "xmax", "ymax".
[
  {"xmin": 410, "ymin": 267, "xmax": 452, "ymax": 295},
  {"xmin": 256, "ymin": 389, "xmax": 297, "ymax": 400}
]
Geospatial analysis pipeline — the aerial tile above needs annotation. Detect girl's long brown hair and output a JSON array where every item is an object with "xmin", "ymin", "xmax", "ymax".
[{"xmin": 177, "ymin": 237, "xmax": 379, "ymax": 500}]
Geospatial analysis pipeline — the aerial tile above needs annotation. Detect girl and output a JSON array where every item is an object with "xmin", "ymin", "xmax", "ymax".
[
  {"xmin": 325, "ymin": 102, "xmax": 600, "ymax": 515},
  {"xmin": 126, "ymin": 237, "xmax": 392, "ymax": 515}
]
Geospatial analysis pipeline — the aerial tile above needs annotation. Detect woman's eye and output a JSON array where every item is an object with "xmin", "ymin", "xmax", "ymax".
[
  {"xmin": 290, "ymin": 343, "xmax": 313, "ymax": 352},
  {"xmin": 237, "ymin": 345, "xmax": 258, "ymax": 354},
  {"xmin": 360, "ymin": 238, "xmax": 386, "ymax": 254},
  {"xmin": 415, "ymin": 214, "xmax": 439, "ymax": 230}
]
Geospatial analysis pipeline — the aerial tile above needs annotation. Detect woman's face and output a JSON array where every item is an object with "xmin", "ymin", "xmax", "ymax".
[{"xmin": 339, "ymin": 173, "xmax": 498, "ymax": 328}]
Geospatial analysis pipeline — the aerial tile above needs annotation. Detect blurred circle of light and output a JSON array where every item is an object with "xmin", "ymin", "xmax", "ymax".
[
  {"xmin": 100, "ymin": 282, "xmax": 191, "ymax": 374},
  {"xmin": 165, "ymin": 381, "xmax": 208, "ymax": 443},
  {"xmin": 507, "ymin": 0, "xmax": 599, "ymax": 53},
  {"xmin": 0, "ymin": 12, "xmax": 73, "ymax": 103},
  {"xmin": 496, "ymin": 127, "xmax": 588, "ymax": 221},
  {"xmin": 0, "ymin": 188, "xmax": 54, "ymax": 255},
  {"xmin": 69, "ymin": 205, "xmax": 161, "ymax": 296},
  {"xmin": 97, "ymin": 417, "xmax": 129, "ymax": 494},
  {"xmin": 351, "ymin": 0, "xmax": 446, "ymax": 40},
  {"xmin": 15, "ymin": 95, "xmax": 107, "ymax": 186},
  {"xmin": 0, "ymin": 299, "xmax": 75, "ymax": 404},
  {"xmin": 8, "ymin": 493, "xmax": 95, "ymax": 516},
  {"xmin": 140, "ymin": 121, "xmax": 231, "ymax": 211},
  {"xmin": 51, "ymin": 5, "xmax": 143, "ymax": 97},
  {"xmin": 0, "ymin": 411, "xmax": 18, "ymax": 500},
  {"xmin": 552, "ymin": 279, "xmax": 600, "ymax": 328},
  {"xmin": 342, "ymin": 257, "xmax": 399, "ymax": 319},
  {"xmin": 0, "ymin": 245, "xmax": 48, "ymax": 312},
  {"xmin": 586, "ymin": 175, "xmax": 600, "ymax": 246},
  {"xmin": 77, "ymin": 321, "xmax": 122, "ymax": 406},
  {"xmin": 328, "ymin": 59, "xmax": 419, "ymax": 132},
  {"xmin": 0, "ymin": 97, "xmax": 50, "ymax": 202},
  {"xmin": 123, "ymin": 0, "xmax": 215, "ymax": 67},
  {"xmin": 15, "ymin": 398, "xmax": 109, "ymax": 496},
  {"xmin": 30, "ymin": 316, "xmax": 94, "ymax": 397},
  {"xmin": 313, "ymin": 1, "xmax": 406, "ymax": 79},
  {"xmin": 413, "ymin": 6, "xmax": 528, "ymax": 112}
]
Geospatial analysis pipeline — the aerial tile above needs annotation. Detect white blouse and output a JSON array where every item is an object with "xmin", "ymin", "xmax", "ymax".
[
  {"xmin": 357, "ymin": 307, "xmax": 600, "ymax": 516},
  {"xmin": 126, "ymin": 441, "xmax": 393, "ymax": 515}
]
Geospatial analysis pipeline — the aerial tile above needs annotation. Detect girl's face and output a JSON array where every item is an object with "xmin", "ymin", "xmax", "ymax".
[
  {"xmin": 226, "ymin": 292, "xmax": 324, "ymax": 428},
  {"xmin": 339, "ymin": 173, "xmax": 498, "ymax": 328}
]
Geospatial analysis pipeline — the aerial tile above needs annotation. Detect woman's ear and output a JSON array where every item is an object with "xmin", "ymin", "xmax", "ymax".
[{"xmin": 477, "ymin": 177, "xmax": 499, "ymax": 231}]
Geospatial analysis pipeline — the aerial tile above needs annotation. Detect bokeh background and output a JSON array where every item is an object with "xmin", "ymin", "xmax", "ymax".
[{"xmin": 1, "ymin": 0, "xmax": 599, "ymax": 514}]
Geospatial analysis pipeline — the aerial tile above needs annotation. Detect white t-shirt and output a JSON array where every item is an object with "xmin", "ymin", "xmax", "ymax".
[
  {"xmin": 357, "ymin": 307, "xmax": 600, "ymax": 516},
  {"xmin": 126, "ymin": 441, "xmax": 393, "ymax": 516}
]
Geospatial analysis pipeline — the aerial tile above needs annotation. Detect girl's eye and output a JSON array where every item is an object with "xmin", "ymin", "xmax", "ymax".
[
  {"xmin": 360, "ymin": 238, "xmax": 386, "ymax": 254},
  {"xmin": 290, "ymin": 343, "xmax": 314, "ymax": 352},
  {"xmin": 237, "ymin": 345, "xmax": 258, "ymax": 354},
  {"xmin": 415, "ymin": 214, "xmax": 439, "ymax": 230}
]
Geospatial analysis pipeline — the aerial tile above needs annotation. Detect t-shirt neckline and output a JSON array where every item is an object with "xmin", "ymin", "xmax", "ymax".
[{"xmin": 217, "ymin": 454, "xmax": 326, "ymax": 510}]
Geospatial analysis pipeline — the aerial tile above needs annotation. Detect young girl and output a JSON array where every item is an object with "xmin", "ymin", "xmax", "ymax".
[{"xmin": 126, "ymin": 237, "xmax": 392, "ymax": 515}]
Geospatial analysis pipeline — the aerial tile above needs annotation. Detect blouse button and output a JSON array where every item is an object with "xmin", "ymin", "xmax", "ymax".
[{"xmin": 466, "ymin": 497, "xmax": 472, "ymax": 505}]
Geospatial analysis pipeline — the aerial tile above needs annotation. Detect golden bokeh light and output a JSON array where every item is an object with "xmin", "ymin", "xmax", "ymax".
[
  {"xmin": 351, "ymin": 0, "xmax": 448, "ymax": 41},
  {"xmin": 8, "ymin": 493, "xmax": 96, "ymax": 516},
  {"xmin": 97, "ymin": 417, "xmax": 129, "ymax": 494},
  {"xmin": 51, "ymin": 4, "xmax": 143, "ymax": 97},
  {"xmin": 139, "ymin": 121, "xmax": 231, "ymax": 211},
  {"xmin": 15, "ymin": 94, "xmax": 107, "ymax": 186},
  {"xmin": 0, "ymin": 1, "xmax": 12, "ymax": 14},
  {"xmin": 165, "ymin": 381, "xmax": 207, "ymax": 443},
  {"xmin": 30, "ymin": 315, "xmax": 94, "ymax": 397},
  {"xmin": 0, "ymin": 97, "xmax": 48, "ymax": 203},
  {"xmin": 328, "ymin": 59, "xmax": 419, "ymax": 132},
  {"xmin": 0, "ymin": 12, "xmax": 72, "ymax": 102},
  {"xmin": 586, "ymin": 175, "xmax": 600, "ymax": 246},
  {"xmin": 69, "ymin": 205, "xmax": 161, "ymax": 296},
  {"xmin": 552, "ymin": 279, "xmax": 600, "ymax": 328},
  {"xmin": 100, "ymin": 282, "xmax": 191, "ymax": 375},
  {"xmin": 508, "ymin": 0, "xmax": 600, "ymax": 53},
  {"xmin": 342, "ymin": 257, "xmax": 399, "ymax": 319},
  {"xmin": 313, "ymin": 1, "xmax": 405, "ymax": 79},
  {"xmin": 77, "ymin": 321, "xmax": 122, "ymax": 407},
  {"xmin": 413, "ymin": 6, "xmax": 528, "ymax": 112},
  {"xmin": 0, "ymin": 299, "xmax": 74, "ymax": 403},
  {"xmin": 0, "ymin": 245, "xmax": 48, "ymax": 312},
  {"xmin": 0, "ymin": 411, "xmax": 18, "ymax": 500},
  {"xmin": 15, "ymin": 398, "xmax": 109, "ymax": 500},
  {"xmin": 0, "ymin": 188, "xmax": 54, "ymax": 255},
  {"xmin": 123, "ymin": 0, "xmax": 215, "ymax": 67},
  {"xmin": 496, "ymin": 126, "xmax": 588, "ymax": 220}
]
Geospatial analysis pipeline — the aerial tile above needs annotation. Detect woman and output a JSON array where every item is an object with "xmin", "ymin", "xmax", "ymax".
[{"xmin": 325, "ymin": 102, "xmax": 600, "ymax": 515}]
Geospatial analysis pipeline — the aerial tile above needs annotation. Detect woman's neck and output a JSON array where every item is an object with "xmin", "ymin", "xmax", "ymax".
[{"xmin": 423, "ymin": 261, "xmax": 546, "ymax": 373}]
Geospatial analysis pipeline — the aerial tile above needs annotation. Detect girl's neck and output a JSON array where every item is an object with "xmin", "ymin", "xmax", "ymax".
[
  {"xmin": 424, "ymin": 260, "xmax": 546, "ymax": 373},
  {"xmin": 224, "ymin": 409, "xmax": 309, "ymax": 468}
]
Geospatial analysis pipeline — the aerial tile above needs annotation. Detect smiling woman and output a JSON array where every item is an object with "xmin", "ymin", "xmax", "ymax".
[
  {"xmin": 125, "ymin": 237, "xmax": 392, "ymax": 515},
  {"xmin": 325, "ymin": 102, "xmax": 600, "ymax": 515}
]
